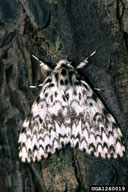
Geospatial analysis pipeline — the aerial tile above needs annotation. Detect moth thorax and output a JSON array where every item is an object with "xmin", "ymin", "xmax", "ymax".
[{"xmin": 58, "ymin": 67, "xmax": 69, "ymax": 87}]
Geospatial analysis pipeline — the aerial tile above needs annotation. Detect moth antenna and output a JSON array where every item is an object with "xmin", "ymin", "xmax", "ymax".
[
  {"xmin": 77, "ymin": 50, "xmax": 96, "ymax": 69},
  {"xmin": 32, "ymin": 55, "xmax": 52, "ymax": 71}
]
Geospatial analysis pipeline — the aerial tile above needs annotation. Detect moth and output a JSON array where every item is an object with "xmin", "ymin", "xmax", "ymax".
[{"xmin": 18, "ymin": 53, "xmax": 125, "ymax": 163}]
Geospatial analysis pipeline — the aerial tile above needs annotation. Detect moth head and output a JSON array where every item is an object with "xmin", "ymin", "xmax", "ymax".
[{"xmin": 55, "ymin": 59, "xmax": 73, "ymax": 70}]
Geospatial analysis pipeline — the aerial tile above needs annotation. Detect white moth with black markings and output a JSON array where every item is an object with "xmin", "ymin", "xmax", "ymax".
[{"xmin": 18, "ymin": 54, "xmax": 125, "ymax": 163}]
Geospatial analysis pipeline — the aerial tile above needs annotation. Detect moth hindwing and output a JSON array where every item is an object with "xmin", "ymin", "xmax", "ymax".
[{"xmin": 18, "ymin": 58, "xmax": 125, "ymax": 162}]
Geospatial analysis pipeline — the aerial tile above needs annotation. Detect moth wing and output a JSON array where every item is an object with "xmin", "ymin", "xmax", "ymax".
[
  {"xmin": 70, "ymin": 80, "xmax": 125, "ymax": 158},
  {"xmin": 18, "ymin": 73, "xmax": 71, "ymax": 162}
]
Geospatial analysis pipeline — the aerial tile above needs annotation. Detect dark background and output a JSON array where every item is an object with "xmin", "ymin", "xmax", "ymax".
[{"xmin": 0, "ymin": 0, "xmax": 128, "ymax": 191}]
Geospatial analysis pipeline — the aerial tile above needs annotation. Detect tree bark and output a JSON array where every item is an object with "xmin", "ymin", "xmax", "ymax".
[{"xmin": 0, "ymin": 0, "xmax": 128, "ymax": 191}]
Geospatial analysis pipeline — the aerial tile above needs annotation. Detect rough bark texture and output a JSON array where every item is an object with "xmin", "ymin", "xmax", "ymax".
[{"xmin": 0, "ymin": 0, "xmax": 128, "ymax": 191}]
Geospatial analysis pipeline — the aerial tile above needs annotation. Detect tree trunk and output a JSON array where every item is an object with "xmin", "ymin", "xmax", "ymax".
[{"xmin": 0, "ymin": 0, "xmax": 128, "ymax": 191}]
